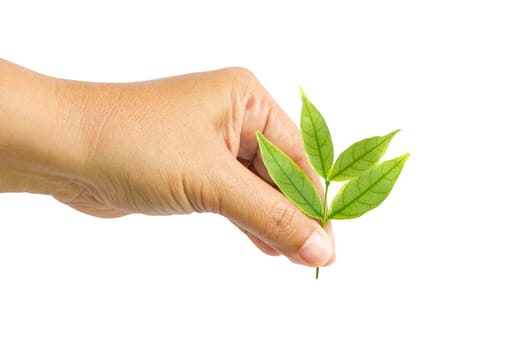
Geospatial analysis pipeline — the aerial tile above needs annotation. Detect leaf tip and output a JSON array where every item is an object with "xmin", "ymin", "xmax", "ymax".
[
  {"xmin": 387, "ymin": 129, "xmax": 401, "ymax": 138},
  {"xmin": 299, "ymin": 86, "xmax": 307, "ymax": 100},
  {"xmin": 398, "ymin": 153, "xmax": 411, "ymax": 164},
  {"xmin": 255, "ymin": 130, "xmax": 266, "ymax": 146}
]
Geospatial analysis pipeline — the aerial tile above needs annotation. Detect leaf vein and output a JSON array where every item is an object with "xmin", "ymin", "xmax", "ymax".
[
  {"xmin": 331, "ymin": 134, "xmax": 394, "ymax": 179},
  {"xmin": 330, "ymin": 158, "xmax": 405, "ymax": 217},
  {"xmin": 265, "ymin": 140, "xmax": 321, "ymax": 216}
]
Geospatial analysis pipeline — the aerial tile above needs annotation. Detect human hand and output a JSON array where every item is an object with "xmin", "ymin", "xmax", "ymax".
[{"xmin": 1, "ymin": 62, "xmax": 335, "ymax": 267}]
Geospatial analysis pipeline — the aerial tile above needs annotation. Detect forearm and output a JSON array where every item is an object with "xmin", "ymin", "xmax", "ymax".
[{"xmin": 0, "ymin": 59, "xmax": 87, "ymax": 195}]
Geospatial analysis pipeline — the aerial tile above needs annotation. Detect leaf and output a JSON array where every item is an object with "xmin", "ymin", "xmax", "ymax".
[
  {"xmin": 329, "ymin": 130, "xmax": 400, "ymax": 182},
  {"xmin": 300, "ymin": 87, "xmax": 334, "ymax": 178},
  {"xmin": 256, "ymin": 131, "xmax": 323, "ymax": 219},
  {"xmin": 328, "ymin": 154, "xmax": 409, "ymax": 220}
]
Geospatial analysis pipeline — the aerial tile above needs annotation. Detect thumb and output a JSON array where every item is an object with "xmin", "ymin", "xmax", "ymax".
[{"xmin": 216, "ymin": 160, "xmax": 334, "ymax": 267}]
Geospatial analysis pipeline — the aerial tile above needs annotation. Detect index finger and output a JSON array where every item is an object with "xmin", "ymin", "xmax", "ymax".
[{"xmin": 233, "ymin": 74, "xmax": 322, "ymax": 193}]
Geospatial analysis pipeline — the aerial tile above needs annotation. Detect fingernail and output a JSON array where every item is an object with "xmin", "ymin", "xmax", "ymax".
[{"xmin": 298, "ymin": 229, "xmax": 333, "ymax": 266}]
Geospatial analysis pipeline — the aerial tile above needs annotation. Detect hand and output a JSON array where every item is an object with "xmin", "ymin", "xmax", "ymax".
[{"xmin": 1, "ymin": 61, "xmax": 335, "ymax": 267}]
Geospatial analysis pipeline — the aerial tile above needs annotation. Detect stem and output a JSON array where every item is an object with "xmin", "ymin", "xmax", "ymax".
[
  {"xmin": 322, "ymin": 180, "xmax": 330, "ymax": 226},
  {"xmin": 316, "ymin": 179, "xmax": 330, "ymax": 280}
]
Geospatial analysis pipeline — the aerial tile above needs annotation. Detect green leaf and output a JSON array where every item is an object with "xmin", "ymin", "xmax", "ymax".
[
  {"xmin": 329, "ymin": 130, "xmax": 400, "ymax": 182},
  {"xmin": 300, "ymin": 87, "xmax": 334, "ymax": 178},
  {"xmin": 328, "ymin": 154, "xmax": 409, "ymax": 220},
  {"xmin": 256, "ymin": 131, "xmax": 323, "ymax": 219}
]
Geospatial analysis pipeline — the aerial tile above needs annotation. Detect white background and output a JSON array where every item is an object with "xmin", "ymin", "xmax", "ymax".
[{"xmin": 1, "ymin": 1, "xmax": 524, "ymax": 349}]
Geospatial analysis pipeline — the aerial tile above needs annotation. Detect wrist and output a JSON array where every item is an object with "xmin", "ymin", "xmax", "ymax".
[{"xmin": 0, "ymin": 59, "xmax": 89, "ymax": 195}]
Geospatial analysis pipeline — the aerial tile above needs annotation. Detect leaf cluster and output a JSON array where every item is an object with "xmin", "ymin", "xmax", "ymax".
[{"xmin": 256, "ymin": 88, "xmax": 409, "ymax": 225}]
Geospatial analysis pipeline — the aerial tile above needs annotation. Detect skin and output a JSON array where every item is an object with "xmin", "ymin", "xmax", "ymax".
[{"xmin": 0, "ymin": 59, "xmax": 335, "ymax": 268}]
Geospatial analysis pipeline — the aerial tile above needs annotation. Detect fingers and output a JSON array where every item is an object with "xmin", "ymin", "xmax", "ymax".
[
  {"xmin": 216, "ymin": 158, "xmax": 335, "ymax": 267},
  {"xmin": 231, "ymin": 221, "xmax": 282, "ymax": 256},
  {"xmin": 323, "ymin": 221, "xmax": 337, "ymax": 265},
  {"xmin": 231, "ymin": 69, "xmax": 325, "ymax": 198},
  {"xmin": 246, "ymin": 235, "xmax": 282, "ymax": 257},
  {"xmin": 216, "ymin": 69, "xmax": 335, "ymax": 266}
]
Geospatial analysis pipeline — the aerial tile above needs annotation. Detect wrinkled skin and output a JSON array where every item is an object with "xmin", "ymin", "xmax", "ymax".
[{"xmin": 0, "ymin": 60, "xmax": 335, "ymax": 267}]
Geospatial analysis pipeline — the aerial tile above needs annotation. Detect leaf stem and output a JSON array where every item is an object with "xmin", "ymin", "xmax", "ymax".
[
  {"xmin": 322, "ymin": 179, "xmax": 330, "ymax": 226},
  {"xmin": 316, "ymin": 179, "xmax": 331, "ymax": 279}
]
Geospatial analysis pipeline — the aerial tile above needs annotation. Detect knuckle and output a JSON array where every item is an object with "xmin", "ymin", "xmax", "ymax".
[
  {"xmin": 222, "ymin": 67, "xmax": 258, "ymax": 91},
  {"xmin": 224, "ymin": 66, "xmax": 255, "ymax": 80}
]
